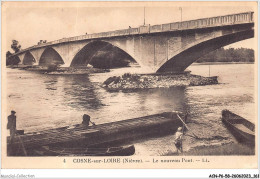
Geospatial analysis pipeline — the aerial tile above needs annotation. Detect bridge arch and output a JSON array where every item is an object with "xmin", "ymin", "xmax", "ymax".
[
  {"xmin": 39, "ymin": 47, "xmax": 64, "ymax": 66},
  {"xmin": 70, "ymin": 40, "xmax": 136, "ymax": 68},
  {"xmin": 157, "ymin": 29, "xmax": 254, "ymax": 73},
  {"xmin": 23, "ymin": 51, "xmax": 36, "ymax": 65}
]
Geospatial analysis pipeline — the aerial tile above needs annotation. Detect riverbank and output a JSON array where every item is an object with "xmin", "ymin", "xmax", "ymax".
[
  {"xmin": 193, "ymin": 62, "xmax": 254, "ymax": 65},
  {"xmin": 45, "ymin": 67, "xmax": 110, "ymax": 75},
  {"xmin": 102, "ymin": 72, "xmax": 218, "ymax": 90},
  {"xmin": 7, "ymin": 65, "xmax": 109, "ymax": 74}
]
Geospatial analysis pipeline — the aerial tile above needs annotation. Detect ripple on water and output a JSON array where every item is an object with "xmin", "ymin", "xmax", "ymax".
[{"xmin": 6, "ymin": 64, "xmax": 255, "ymax": 155}]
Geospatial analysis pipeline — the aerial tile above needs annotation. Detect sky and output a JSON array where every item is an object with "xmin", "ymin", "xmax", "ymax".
[{"xmin": 3, "ymin": 2, "xmax": 256, "ymax": 52}]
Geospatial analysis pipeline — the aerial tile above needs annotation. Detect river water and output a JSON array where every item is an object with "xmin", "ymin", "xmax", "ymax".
[{"xmin": 6, "ymin": 63, "xmax": 255, "ymax": 155}]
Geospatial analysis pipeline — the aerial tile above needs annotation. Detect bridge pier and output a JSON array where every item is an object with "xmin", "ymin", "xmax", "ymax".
[{"xmin": 29, "ymin": 48, "xmax": 46, "ymax": 65}]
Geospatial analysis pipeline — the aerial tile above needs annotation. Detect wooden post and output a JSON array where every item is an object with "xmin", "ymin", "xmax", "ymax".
[
  {"xmin": 144, "ymin": 7, "xmax": 146, "ymax": 26},
  {"xmin": 166, "ymin": 39, "xmax": 169, "ymax": 61},
  {"xmin": 154, "ymin": 38, "xmax": 156, "ymax": 69}
]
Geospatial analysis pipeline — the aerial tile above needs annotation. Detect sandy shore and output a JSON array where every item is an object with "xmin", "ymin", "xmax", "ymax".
[{"xmin": 166, "ymin": 142, "xmax": 254, "ymax": 156}]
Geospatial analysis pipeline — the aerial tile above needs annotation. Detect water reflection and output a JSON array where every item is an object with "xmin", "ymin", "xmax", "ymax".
[
  {"xmin": 60, "ymin": 75, "xmax": 103, "ymax": 110},
  {"xmin": 7, "ymin": 70, "xmax": 187, "ymax": 132}
]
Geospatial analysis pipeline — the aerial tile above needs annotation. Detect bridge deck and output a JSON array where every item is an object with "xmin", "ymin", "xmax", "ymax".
[{"xmin": 13, "ymin": 11, "xmax": 254, "ymax": 56}]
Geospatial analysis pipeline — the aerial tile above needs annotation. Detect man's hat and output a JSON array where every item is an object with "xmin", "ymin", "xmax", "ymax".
[
  {"xmin": 11, "ymin": 110, "xmax": 16, "ymax": 114},
  {"xmin": 83, "ymin": 114, "xmax": 90, "ymax": 119},
  {"xmin": 177, "ymin": 127, "xmax": 182, "ymax": 131}
]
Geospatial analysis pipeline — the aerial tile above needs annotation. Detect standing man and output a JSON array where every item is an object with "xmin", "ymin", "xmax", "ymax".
[
  {"xmin": 7, "ymin": 110, "xmax": 16, "ymax": 137},
  {"xmin": 174, "ymin": 127, "xmax": 183, "ymax": 153}
]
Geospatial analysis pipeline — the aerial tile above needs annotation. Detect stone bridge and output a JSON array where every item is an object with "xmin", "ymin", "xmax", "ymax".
[{"xmin": 11, "ymin": 11, "xmax": 254, "ymax": 73}]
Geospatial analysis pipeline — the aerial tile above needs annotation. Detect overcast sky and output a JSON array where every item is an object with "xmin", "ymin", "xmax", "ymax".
[{"xmin": 3, "ymin": 2, "xmax": 256, "ymax": 52}]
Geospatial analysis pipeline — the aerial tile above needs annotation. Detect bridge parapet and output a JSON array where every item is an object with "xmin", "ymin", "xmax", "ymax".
[{"xmin": 12, "ymin": 11, "xmax": 254, "ymax": 57}]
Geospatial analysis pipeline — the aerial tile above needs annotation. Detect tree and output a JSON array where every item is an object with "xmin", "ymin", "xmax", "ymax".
[
  {"xmin": 6, "ymin": 51, "xmax": 12, "ymax": 66},
  {"xmin": 6, "ymin": 51, "xmax": 12, "ymax": 58},
  {"xmin": 6, "ymin": 56, "xmax": 20, "ymax": 66},
  {"xmin": 11, "ymin": 40, "xmax": 21, "ymax": 53}
]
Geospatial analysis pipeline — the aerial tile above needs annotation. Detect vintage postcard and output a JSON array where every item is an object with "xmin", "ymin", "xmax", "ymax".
[{"xmin": 1, "ymin": 1, "xmax": 258, "ymax": 170}]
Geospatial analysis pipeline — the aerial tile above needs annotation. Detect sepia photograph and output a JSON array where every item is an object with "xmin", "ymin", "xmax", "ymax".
[{"xmin": 1, "ymin": 1, "xmax": 258, "ymax": 170}]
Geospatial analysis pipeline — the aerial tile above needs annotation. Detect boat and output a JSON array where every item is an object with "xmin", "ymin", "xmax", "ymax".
[
  {"xmin": 7, "ymin": 112, "xmax": 183, "ymax": 156},
  {"xmin": 222, "ymin": 110, "xmax": 255, "ymax": 145},
  {"xmin": 33, "ymin": 145, "xmax": 135, "ymax": 156}
]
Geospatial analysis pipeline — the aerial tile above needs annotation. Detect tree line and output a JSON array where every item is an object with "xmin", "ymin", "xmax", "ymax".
[{"xmin": 197, "ymin": 47, "xmax": 254, "ymax": 63}]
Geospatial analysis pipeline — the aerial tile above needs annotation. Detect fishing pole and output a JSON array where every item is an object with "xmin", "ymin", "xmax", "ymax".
[{"xmin": 176, "ymin": 113, "xmax": 199, "ymax": 139}]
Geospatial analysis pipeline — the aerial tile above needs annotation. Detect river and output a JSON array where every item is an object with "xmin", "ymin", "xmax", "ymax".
[{"xmin": 6, "ymin": 63, "xmax": 255, "ymax": 155}]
